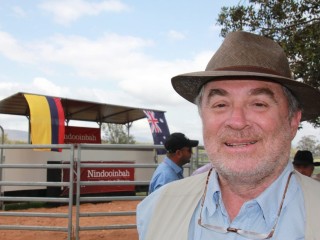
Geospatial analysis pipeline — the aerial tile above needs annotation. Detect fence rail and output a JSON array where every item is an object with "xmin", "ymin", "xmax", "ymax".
[
  {"xmin": 0, "ymin": 144, "xmax": 75, "ymax": 240},
  {"xmin": 0, "ymin": 143, "xmax": 205, "ymax": 240}
]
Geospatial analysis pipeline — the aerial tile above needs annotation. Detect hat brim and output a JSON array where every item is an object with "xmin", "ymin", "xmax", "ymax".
[
  {"xmin": 171, "ymin": 70, "xmax": 320, "ymax": 121},
  {"xmin": 293, "ymin": 161, "xmax": 313, "ymax": 166},
  {"xmin": 294, "ymin": 162, "xmax": 320, "ymax": 166},
  {"xmin": 188, "ymin": 140, "xmax": 199, "ymax": 148}
]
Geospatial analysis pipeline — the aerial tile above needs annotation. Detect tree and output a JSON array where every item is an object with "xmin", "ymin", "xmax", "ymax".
[
  {"xmin": 101, "ymin": 123, "xmax": 136, "ymax": 144},
  {"xmin": 217, "ymin": 0, "xmax": 320, "ymax": 126},
  {"xmin": 297, "ymin": 135, "xmax": 318, "ymax": 151},
  {"xmin": 0, "ymin": 133, "xmax": 26, "ymax": 144},
  {"xmin": 296, "ymin": 135, "xmax": 320, "ymax": 156},
  {"xmin": 0, "ymin": 133, "xmax": 10, "ymax": 144}
]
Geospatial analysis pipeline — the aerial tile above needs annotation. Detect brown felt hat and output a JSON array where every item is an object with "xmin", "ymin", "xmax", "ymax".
[{"xmin": 171, "ymin": 31, "xmax": 320, "ymax": 121}]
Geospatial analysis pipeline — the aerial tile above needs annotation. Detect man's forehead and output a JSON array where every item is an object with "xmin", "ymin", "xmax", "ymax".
[
  {"xmin": 204, "ymin": 79, "xmax": 283, "ymax": 89},
  {"xmin": 202, "ymin": 80, "xmax": 286, "ymax": 102}
]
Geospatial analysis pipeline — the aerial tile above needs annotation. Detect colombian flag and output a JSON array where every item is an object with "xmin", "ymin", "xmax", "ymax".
[{"xmin": 24, "ymin": 94, "xmax": 65, "ymax": 151}]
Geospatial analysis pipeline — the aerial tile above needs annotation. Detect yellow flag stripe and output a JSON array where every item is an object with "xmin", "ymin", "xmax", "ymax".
[{"xmin": 24, "ymin": 94, "xmax": 52, "ymax": 146}]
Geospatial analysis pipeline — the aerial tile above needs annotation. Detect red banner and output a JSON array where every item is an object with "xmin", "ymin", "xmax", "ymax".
[
  {"xmin": 62, "ymin": 161, "xmax": 135, "ymax": 195},
  {"xmin": 64, "ymin": 126, "xmax": 101, "ymax": 144}
]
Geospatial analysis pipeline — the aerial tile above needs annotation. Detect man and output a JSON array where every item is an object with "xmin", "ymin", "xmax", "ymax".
[
  {"xmin": 148, "ymin": 132, "xmax": 198, "ymax": 193},
  {"xmin": 293, "ymin": 150, "xmax": 320, "ymax": 177},
  {"xmin": 137, "ymin": 31, "xmax": 320, "ymax": 239}
]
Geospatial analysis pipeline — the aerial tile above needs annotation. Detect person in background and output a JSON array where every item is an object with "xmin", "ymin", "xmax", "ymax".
[
  {"xmin": 148, "ymin": 132, "xmax": 199, "ymax": 194},
  {"xmin": 293, "ymin": 150, "xmax": 320, "ymax": 177},
  {"xmin": 137, "ymin": 31, "xmax": 320, "ymax": 240}
]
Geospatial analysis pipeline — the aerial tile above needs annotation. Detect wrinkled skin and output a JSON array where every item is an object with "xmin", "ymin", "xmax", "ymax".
[{"xmin": 199, "ymin": 80, "xmax": 301, "ymax": 187}]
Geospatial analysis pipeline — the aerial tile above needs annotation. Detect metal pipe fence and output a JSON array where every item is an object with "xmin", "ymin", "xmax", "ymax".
[
  {"xmin": 74, "ymin": 144, "xmax": 162, "ymax": 240},
  {"xmin": 0, "ymin": 143, "xmax": 205, "ymax": 240},
  {"xmin": 0, "ymin": 144, "xmax": 75, "ymax": 240}
]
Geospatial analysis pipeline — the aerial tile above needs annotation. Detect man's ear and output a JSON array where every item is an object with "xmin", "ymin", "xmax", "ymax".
[
  {"xmin": 290, "ymin": 111, "xmax": 302, "ymax": 139},
  {"xmin": 175, "ymin": 149, "xmax": 182, "ymax": 157}
]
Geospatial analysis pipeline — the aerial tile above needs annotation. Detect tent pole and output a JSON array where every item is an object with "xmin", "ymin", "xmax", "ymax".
[
  {"xmin": 0, "ymin": 125, "xmax": 4, "ymax": 209},
  {"xmin": 126, "ymin": 122, "xmax": 132, "ymax": 143},
  {"xmin": 27, "ymin": 115, "xmax": 31, "ymax": 144}
]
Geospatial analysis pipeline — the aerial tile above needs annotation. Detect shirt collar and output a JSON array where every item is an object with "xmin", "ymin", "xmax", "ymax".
[
  {"xmin": 164, "ymin": 157, "xmax": 183, "ymax": 174},
  {"xmin": 255, "ymin": 162, "xmax": 298, "ymax": 225},
  {"xmin": 203, "ymin": 162, "xmax": 299, "ymax": 225}
]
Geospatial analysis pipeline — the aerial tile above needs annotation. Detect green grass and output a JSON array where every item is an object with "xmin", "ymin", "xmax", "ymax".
[
  {"xmin": 314, "ymin": 157, "xmax": 320, "ymax": 174},
  {"xmin": 314, "ymin": 166, "xmax": 320, "ymax": 175}
]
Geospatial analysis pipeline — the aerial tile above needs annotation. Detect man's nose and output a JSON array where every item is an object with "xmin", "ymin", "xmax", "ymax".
[{"xmin": 225, "ymin": 107, "xmax": 249, "ymax": 130}]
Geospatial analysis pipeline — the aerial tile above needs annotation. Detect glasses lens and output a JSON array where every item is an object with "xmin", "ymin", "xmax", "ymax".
[
  {"xmin": 202, "ymin": 223, "xmax": 228, "ymax": 233},
  {"xmin": 237, "ymin": 229, "xmax": 271, "ymax": 239},
  {"xmin": 199, "ymin": 222, "xmax": 270, "ymax": 239}
]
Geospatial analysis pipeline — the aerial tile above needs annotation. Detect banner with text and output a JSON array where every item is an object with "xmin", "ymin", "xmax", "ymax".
[
  {"xmin": 64, "ymin": 126, "xmax": 101, "ymax": 144},
  {"xmin": 62, "ymin": 161, "xmax": 135, "ymax": 195}
]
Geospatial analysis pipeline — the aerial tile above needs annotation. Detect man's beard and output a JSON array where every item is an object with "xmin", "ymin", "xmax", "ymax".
[{"xmin": 204, "ymin": 126, "xmax": 291, "ymax": 185}]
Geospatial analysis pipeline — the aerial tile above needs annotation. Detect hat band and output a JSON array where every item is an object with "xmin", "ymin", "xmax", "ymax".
[{"xmin": 215, "ymin": 65, "xmax": 289, "ymax": 78}]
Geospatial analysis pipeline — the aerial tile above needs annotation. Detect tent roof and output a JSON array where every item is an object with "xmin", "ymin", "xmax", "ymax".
[{"xmin": 0, "ymin": 92, "xmax": 163, "ymax": 125}]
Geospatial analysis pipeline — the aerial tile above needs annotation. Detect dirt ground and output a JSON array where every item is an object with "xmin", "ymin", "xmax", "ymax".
[{"xmin": 0, "ymin": 200, "xmax": 140, "ymax": 240}]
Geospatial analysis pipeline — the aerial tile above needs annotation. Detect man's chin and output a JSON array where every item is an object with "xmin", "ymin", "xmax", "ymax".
[{"xmin": 216, "ymin": 165, "xmax": 273, "ymax": 183}]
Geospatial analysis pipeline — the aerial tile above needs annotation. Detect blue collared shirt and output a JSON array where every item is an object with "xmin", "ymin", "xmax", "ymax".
[
  {"xmin": 148, "ymin": 157, "xmax": 184, "ymax": 194},
  {"xmin": 138, "ymin": 162, "xmax": 305, "ymax": 239}
]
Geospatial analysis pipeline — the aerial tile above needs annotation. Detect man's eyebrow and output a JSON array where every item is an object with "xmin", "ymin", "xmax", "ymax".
[
  {"xmin": 205, "ymin": 87, "xmax": 278, "ymax": 103},
  {"xmin": 207, "ymin": 88, "xmax": 228, "ymax": 98},
  {"xmin": 249, "ymin": 87, "xmax": 277, "ymax": 102},
  {"xmin": 205, "ymin": 88, "xmax": 228, "ymax": 105}
]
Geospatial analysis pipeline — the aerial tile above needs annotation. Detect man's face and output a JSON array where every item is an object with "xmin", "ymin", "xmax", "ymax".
[
  {"xmin": 177, "ymin": 147, "xmax": 193, "ymax": 166},
  {"xmin": 200, "ymin": 80, "xmax": 301, "ymax": 183},
  {"xmin": 293, "ymin": 164, "xmax": 314, "ymax": 177}
]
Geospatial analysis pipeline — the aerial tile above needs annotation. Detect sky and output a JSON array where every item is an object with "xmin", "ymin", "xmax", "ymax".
[{"xmin": 0, "ymin": 0, "xmax": 319, "ymax": 146}]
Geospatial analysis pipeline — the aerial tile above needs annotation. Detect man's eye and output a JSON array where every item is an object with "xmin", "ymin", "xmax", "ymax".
[
  {"xmin": 211, "ymin": 103, "xmax": 227, "ymax": 109},
  {"xmin": 253, "ymin": 102, "xmax": 268, "ymax": 108},
  {"xmin": 216, "ymin": 103, "xmax": 226, "ymax": 108}
]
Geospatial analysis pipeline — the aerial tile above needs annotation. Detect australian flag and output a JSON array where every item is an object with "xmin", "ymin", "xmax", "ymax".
[{"xmin": 143, "ymin": 110, "xmax": 170, "ymax": 155}]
